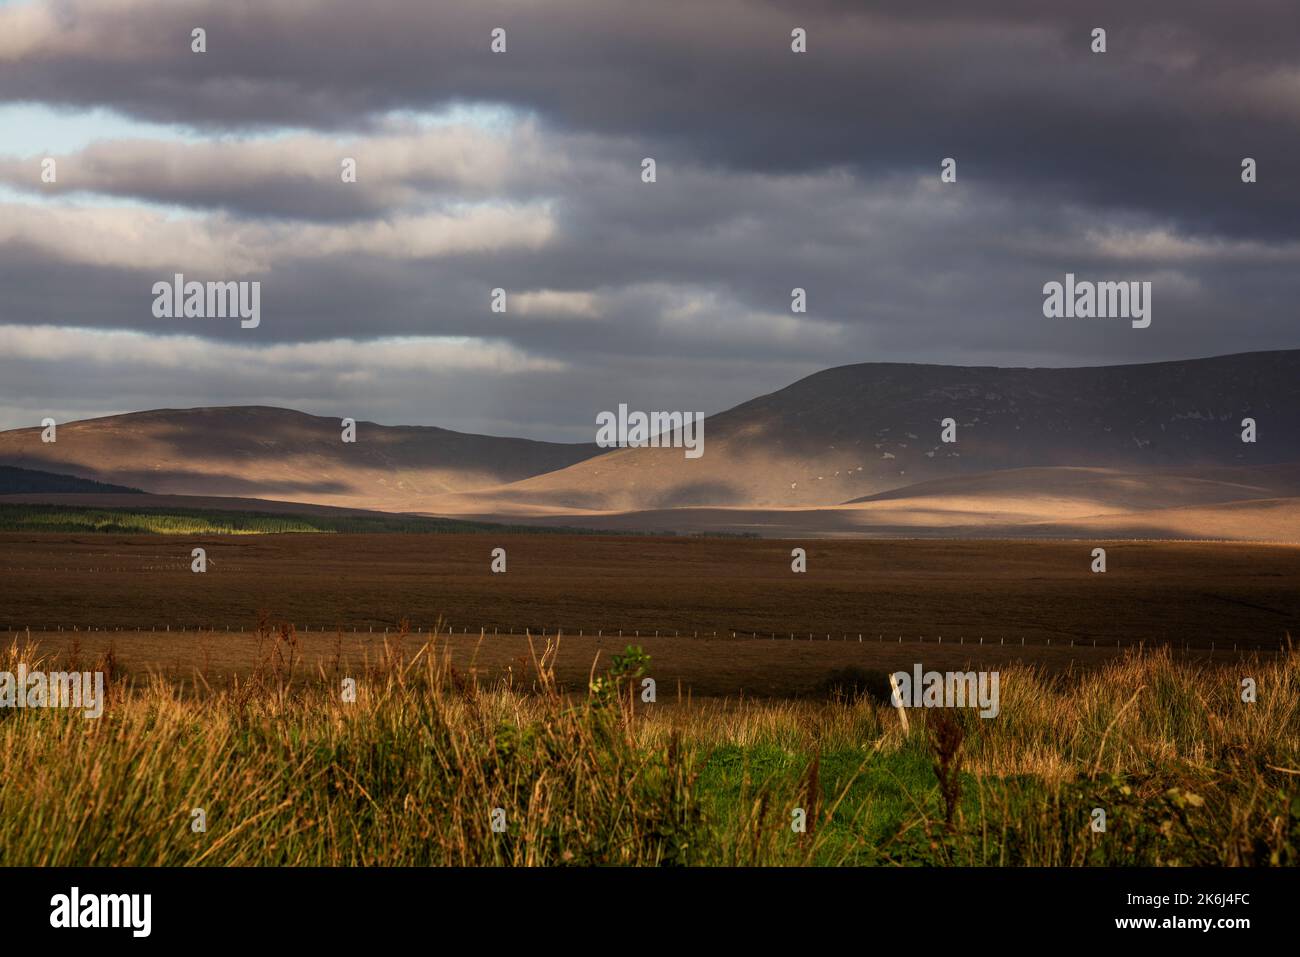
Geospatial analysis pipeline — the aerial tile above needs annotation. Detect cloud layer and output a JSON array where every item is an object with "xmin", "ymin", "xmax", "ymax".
[{"xmin": 1, "ymin": 0, "xmax": 1297, "ymax": 437}]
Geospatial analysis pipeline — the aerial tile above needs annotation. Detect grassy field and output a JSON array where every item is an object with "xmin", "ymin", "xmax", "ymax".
[
  {"xmin": 1, "ymin": 532, "xmax": 1296, "ymax": 650},
  {"xmin": 0, "ymin": 625, "xmax": 1278, "ymax": 697},
  {"xmin": 3, "ymin": 530, "xmax": 1294, "ymax": 866},
  {"xmin": 0, "ymin": 503, "xmax": 598, "ymax": 535},
  {"xmin": 0, "ymin": 630, "xmax": 1295, "ymax": 866}
]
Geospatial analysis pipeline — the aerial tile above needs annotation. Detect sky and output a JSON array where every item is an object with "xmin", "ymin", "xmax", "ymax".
[{"xmin": 1, "ymin": 0, "xmax": 1297, "ymax": 441}]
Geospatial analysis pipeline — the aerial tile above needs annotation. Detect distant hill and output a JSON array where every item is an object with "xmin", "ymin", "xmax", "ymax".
[
  {"xmin": 1, "ymin": 352, "xmax": 1297, "ymax": 532},
  {"xmin": 846, "ymin": 462, "xmax": 1300, "ymax": 510},
  {"xmin": 0, "ymin": 465, "xmax": 143, "ymax": 495},
  {"xmin": 0, "ymin": 497, "xmax": 605, "ymax": 536},
  {"xmin": 435, "ymin": 350, "xmax": 1300, "ymax": 512},
  {"xmin": 0, "ymin": 406, "xmax": 602, "ymax": 512},
  {"xmin": 428, "ymin": 464, "xmax": 1300, "ymax": 541}
]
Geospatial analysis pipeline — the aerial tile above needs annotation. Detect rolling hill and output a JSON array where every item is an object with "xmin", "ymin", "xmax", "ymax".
[
  {"xmin": 415, "ymin": 463, "xmax": 1300, "ymax": 541},
  {"xmin": 0, "ymin": 465, "xmax": 144, "ymax": 495},
  {"xmin": 428, "ymin": 350, "xmax": 1300, "ymax": 513},
  {"xmin": 0, "ymin": 406, "xmax": 601, "ymax": 512},
  {"xmin": 1, "ymin": 351, "xmax": 1297, "ymax": 540}
]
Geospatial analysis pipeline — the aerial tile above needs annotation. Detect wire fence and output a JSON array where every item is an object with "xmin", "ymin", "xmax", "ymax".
[{"xmin": 1, "ymin": 622, "xmax": 1289, "ymax": 655}]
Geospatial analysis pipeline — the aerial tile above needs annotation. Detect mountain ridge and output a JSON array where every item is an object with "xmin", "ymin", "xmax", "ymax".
[
  {"xmin": 1, "ymin": 349, "xmax": 1297, "ymax": 519},
  {"xmin": 437, "ymin": 349, "xmax": 1300, "ymax": 512}
]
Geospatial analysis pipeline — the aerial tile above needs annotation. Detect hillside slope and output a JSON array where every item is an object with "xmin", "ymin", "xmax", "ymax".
[
  {"xmin": 441, "ymin": 350, "xmax": 1300, "ymax": 511},
  {"xmin": 0, "ymin": 407, "xmax": 602, "ymax": 512}
]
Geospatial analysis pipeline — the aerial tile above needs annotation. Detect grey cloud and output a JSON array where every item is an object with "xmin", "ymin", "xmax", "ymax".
[
  {"xmin": 1, "ymin": 0, "xmax": 1298, "ymax": 441},
  {"xmin": 2, "ymin": 0, "xmax": 1298, "ymax": 240},
  {"xmin": 0, "ymin": 121, "xmax": 579, "ymax": 220}
]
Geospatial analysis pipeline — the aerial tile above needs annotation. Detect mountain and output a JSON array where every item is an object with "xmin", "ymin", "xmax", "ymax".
[
  {"xmin": 1, "ymin": 351, "xmax": 1297, "ymax": 526},
  {"xmin": 0, "ymin": 465, "xmax": 143, "ymax": 495},
  {"xmin": 0, "ymin": 406, "xmax": 601, "ymax": 512},
  {"xmin": 431, "ymin": 350, "xmax": 1300, "ymax": 512}
]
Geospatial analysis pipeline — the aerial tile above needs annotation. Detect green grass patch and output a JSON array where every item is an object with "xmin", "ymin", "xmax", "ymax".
[{"xmin": 0, "ymin": 503, "xmax": 762, "ymax": 536}]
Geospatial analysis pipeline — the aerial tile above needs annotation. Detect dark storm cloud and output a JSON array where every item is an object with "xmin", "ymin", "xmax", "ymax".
[
  {"xmin": 3, "ymin": 0, "xmax": 1298, "ymax": 240},
  {"xmin": 7, "ymin": 158, "xmax": 1296, "ymax": 369},
  {"xmin": 1, "ymin": 0, "xmax": 1298, "ymax": 438}
]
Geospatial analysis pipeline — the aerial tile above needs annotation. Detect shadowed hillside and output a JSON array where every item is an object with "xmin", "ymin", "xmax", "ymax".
[
  {"xmin": 0, "ymin": 465, "xmax": 143, "ymax": 495},
  {"xmin": 431, "ymin": 350, "xmax": 1300, "ymax": 512},
  {"xmin": 0, "ymin": 406, "xmax": 603, "ymax": 512},
  {"xmin": 2, "ymin": 352, "xmax": 1298, "ymax": 526}
]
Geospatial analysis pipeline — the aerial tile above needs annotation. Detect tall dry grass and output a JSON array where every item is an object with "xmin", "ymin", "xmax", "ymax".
[{"xmin": 0, "ymin": 628, "xmax": 1295, "ymax": 866}]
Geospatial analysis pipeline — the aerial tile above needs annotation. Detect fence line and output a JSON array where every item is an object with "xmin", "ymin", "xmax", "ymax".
[{"xmin": 0, "ymin": 623, "xmax": 1286, "ymax": 655}]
